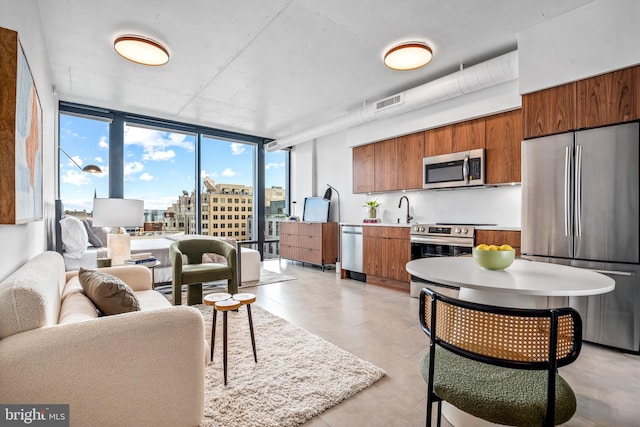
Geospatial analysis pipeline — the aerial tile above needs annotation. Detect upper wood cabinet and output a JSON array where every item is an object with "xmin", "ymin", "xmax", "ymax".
[
  {"xmin": 577, "ymin": 67, "xmax": 637, "ymax": 129},
  {"xmin": 522, "ymin": 82, "xmax": 577, "ymax": 139},
  {"xmin": 396, "ymin": 132, "xmax": 424, "ymax": 190},
  {"xmin": 485, "ymin": 109, "xmax": 522, "ymax": 184},
  {"xmin": 425, "ymin": 125, "xmax": 452, "ymax": 156},
  {"xmin": 352, "ymin": 144, "xmax": 375, "ymax": 194},
  {"xmin": 636, "ymin": 66, "xmax": 640, "ymax": 120},
  {"xmin": 452, "ymin": 118, "xmax": 485, "ymax": 152},
  {"xmin": 524, "ymin": 64, "xmax": 640, "ymax": 139},
  {"xmin": 374, "ymin": 138, "xmax": 397, "ymax": 192},
  {"xmin": 353, "ymin": 132, "xmax": 424, "ymax": 193}
]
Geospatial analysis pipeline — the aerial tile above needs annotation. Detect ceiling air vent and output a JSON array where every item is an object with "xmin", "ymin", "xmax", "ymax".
[
  {"xmin": 265, "ymin": 140, "xmax": 280, "ymax": 152},
  {"xmin": 375, "ymin": 93, "xmax": 404, "ymax": 112}
]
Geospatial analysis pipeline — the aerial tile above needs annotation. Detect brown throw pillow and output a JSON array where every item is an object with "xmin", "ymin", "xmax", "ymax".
[{"xmin": 79, "ymin": 268, "xmax": 141, "ymax": 315}]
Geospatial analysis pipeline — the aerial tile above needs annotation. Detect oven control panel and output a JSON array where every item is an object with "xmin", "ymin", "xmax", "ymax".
[{"xmin": 411, "ymin": 224, "xmax": 475, "ymax": 237}]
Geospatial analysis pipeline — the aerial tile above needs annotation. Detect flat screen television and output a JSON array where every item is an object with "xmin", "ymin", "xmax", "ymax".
[{"xmin": 302, "ymin": 197, "xmax": 330, "ymax": 222}]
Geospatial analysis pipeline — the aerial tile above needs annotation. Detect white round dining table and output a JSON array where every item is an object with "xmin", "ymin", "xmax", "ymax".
[{"xmin": 406, "ymin": 257, "xmax": 615, "ymax": 308}]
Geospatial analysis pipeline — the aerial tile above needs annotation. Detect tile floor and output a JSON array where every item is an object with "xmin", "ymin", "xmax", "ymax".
[{"xmin": 242, "ymin": 260, "xmax": 639, "ymax": 427}]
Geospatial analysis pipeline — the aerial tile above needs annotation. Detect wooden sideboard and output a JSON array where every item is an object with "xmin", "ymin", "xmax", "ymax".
[{"xmin": 280, "ymin": 222, "xmax": 338, "ymax": 270}]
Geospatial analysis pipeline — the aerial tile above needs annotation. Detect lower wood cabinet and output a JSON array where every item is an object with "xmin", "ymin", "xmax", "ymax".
[
  {"xmin": 280, "ymin": 222, "xmax": 338, "ymax": 269},
  {"xmin": 363, "ymin": 226, "xmax": 410, "ymax": 291},
  {"xmin": 475, "ymin": 229, "xmax": 521, "ymax": 256}
]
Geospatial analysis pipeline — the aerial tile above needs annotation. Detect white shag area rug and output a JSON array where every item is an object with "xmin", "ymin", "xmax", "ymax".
[{"xmin": 196, "ymin": 304, "xmax": 385, "ymax": 427}]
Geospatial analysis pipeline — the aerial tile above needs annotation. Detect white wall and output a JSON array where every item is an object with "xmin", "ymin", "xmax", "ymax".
[
  {"xmin": 519, "ymin": 0, "xmax": 640, "ymax": 93},
  {"xmin": 0, "ymin": 0, "xmax": 56, "ymax": 280}
]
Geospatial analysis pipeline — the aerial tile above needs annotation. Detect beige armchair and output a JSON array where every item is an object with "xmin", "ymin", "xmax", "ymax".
[{"xmin": 169, "ymin": 238, "xmax": 239, "ymax": 305}]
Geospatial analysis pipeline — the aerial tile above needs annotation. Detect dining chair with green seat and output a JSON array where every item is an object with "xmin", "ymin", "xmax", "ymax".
[
  {"xmin": 169, "ymin": 238, "xmax": 238, "ymax": 306},
  {"xmin": 419, "ymin": 288, "xmax": 582, "ymax": 427}
]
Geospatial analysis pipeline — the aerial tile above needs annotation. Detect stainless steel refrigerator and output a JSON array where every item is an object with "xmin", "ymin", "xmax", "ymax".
[{"xmin": 522, "ymin": 122, "xmax": 640, "ymax": 352}]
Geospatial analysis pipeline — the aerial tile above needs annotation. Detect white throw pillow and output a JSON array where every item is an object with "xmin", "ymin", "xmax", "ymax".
[{"xmin": 60, "ymin": 216, "xmax": 89, "ymax": 259}]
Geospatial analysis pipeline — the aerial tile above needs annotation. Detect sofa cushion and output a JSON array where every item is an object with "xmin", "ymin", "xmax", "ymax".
[
  {"xmin": 0, "ymin": 252, "xmax": 66, "ymax": 339},
  {"xmin": 79, "ymin": 268, "xmax": 141, "ymax": 315},
  {"xmin": 59, "ymin": 292, "xmax": 100, "ymax": 324},
  {"xmin": 59, "ymin": 277, "xmax": 99, "ymax": 324}
]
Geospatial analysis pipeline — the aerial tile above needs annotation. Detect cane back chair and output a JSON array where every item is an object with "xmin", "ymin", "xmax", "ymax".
[{"xmin": 419, "ymin": 288, "xmax": 582, "ymax": 426}]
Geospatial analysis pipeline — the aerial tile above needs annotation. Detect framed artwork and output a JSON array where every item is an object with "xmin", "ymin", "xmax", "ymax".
[{"xmin": 0, "ymin": 27, "xmax": 43, "ymax": 224}]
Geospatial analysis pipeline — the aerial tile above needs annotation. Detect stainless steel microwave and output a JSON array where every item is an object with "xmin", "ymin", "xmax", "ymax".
[{"xmin": 423, "ymin": 148, "xmax": 485, "ymax": 189}]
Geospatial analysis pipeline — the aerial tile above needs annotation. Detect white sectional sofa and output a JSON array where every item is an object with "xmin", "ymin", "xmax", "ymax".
[{"xmin": 0, "ymin": 251, "xmax": 206, "ymax": 427}]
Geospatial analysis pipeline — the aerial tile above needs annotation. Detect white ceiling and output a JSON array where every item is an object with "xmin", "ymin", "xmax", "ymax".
[{"xmin": 38, "ymin": 0, "xmax": 596, "ymax": 140}]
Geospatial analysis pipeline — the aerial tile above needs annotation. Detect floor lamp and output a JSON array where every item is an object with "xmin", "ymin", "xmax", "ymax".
[
  {"xmin": 92, "ymin": 198, "xmax": 144, "ymax": 265},
  {"xmin": 323, "ymin": 184, "xmax": 340, "ymax": 222},
  {"xmin": 323, "ymin": 184, "xmax": 341, "ymax": 273},
  {"xmin": 59, "ymin": 146, "xmax": 103, "ymax": 173}
]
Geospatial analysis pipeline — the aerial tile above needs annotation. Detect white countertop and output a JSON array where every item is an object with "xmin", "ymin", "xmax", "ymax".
[
  {"xmin": 406, "ymin": 257, "xmax": 615, "ymax": 297},
  {"xmin": 339, "ymin": 222, "xmax": 411, "ymax": 227},
  {"xmin": 474, "ymin": 226, "xmax": 521, "ymax": 231},
  {"xmin": 339, "ymin": 223, "xmax": 519, "ymax": 230}
]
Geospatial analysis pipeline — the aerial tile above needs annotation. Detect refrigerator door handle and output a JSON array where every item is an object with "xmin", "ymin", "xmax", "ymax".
[
  {"xmin": 564, "ymin": 146, "xmax": 571, "ymax": 237},
  {"xmin": 575, "ymin": 144, "xmax": 583, "ymax": 237}
]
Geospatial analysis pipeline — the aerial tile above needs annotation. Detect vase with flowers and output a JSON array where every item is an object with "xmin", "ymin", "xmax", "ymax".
[{"xmin": 364, "ymin": 199, "xmax": 381, "ymax": 219}]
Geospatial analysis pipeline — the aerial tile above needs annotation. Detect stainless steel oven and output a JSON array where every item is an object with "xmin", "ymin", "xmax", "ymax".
[{"xmin": 409, "ymin": 224, "xmax": 476, "ymax": 297}]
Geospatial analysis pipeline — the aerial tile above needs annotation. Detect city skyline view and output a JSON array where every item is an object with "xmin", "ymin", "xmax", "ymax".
[{"xmin": 59, "ymin": 114, "xmax": 287, "ymax": 213}]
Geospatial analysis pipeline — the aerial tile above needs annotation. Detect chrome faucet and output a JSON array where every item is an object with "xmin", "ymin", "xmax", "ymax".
[{"xmin": 398, "ymin": 196, "xmax": 413, "ymax": 224}]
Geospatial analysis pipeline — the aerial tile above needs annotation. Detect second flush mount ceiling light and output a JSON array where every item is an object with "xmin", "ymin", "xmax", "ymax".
[
  {"xmin": 114, "ymin": 35, "xmax": 170, "ymax": 66},
  {"xmin": 384, "ymin": 42, "xmax": 433, "ymax": 71}
]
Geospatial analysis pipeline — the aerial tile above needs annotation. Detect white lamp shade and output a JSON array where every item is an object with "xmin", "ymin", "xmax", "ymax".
[{"xmin": 92, "ymin": 198, "xmax": 144, "ymax": 227}]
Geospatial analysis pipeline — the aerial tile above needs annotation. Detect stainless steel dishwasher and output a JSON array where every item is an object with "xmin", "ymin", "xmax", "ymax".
[{"xmin": 341, "ymin": 225, "xmax": 363, "ymax": 273}]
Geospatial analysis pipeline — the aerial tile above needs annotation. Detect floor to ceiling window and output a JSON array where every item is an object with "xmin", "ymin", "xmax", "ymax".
[
  {"xmin": 123, "ymin": 124, "xmax": 196, "ymax": 236},
  {"xmin": 200, "ymin": 136, "xmax": 257, "ymax": 241},
  {"xmin": 58, "ymin": 113, "xmax": 109, "ymax": 213},
  {"xmin": 58, "ymin": 102, "xmax": 288, "ymax": 258},
  {"xmin": 264, "ymin": 149, "xmax": 288, "ymax": 259}
]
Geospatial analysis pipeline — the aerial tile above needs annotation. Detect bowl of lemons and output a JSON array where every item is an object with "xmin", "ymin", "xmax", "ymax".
[{"xmin": 472, "ymin": 244, "xmax": 515, "ymax": 270}]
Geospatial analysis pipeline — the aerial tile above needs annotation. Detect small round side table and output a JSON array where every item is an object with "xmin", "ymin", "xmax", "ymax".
[
  {"xmin": 203, "ymin": 292, "xmax": 258, "ymax": 386},
  {"xmin": 233, "ymin": 293, "xmax": 258, "ymax": 363},
  {"xmin": 212, "ymin": 299, "xmax": 241, "ymax": 385},
  {"xmin": 203, "ymin": 293, "xmax": 232, "ymax": 363}
]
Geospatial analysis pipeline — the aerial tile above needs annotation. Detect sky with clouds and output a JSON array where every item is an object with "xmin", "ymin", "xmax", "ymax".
[{"xmin": 59, "ymin": 114, "xmax": 286, "ymax": 212}]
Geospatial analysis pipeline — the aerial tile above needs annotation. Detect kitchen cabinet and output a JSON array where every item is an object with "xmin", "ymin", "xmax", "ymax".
[
  {"xmin": 636, "ymin": 65, "xmax": 640, "ymax": 120},
  {"xmin": 352, "ymin": 144, "xmax": 375, "ymax": 193},
  {"xmin": 396, "ymin": 132, "xmax": 424, "ymax": 190},
  {"xmin": 452, "ymin": 117, "xmax": 485, "ymax": 152},
  {"xmin": 475, "ymin": 229, "xmax": 521, "ymax": 256},
  {"xmin": 353, "ymin": 132, "xmax": 423, "ymax": 193},
  {"xmin": 374, "ymin": 138, "xmax": 397, "ymax": 192},
  {"xmin": 425, "ymin": 125, "xmax": 452, "ymax": 156},
  {"xmin": 280, "ymin": 222, "xmax": 338, "ymax": 269},
  {"xmin": 485, "ymin": 109, "xmax": 522, "ymax": 184},
  {"xmin": 577, "ymin": 67, "xmax": 637, "ymax": 129},
  {"xmin": 363, "ymin": 226, "xmax": 410, "ymax": 291},
  {"xmin": 522, "ymin": 82, "xmax": 577, "ymax": 139}
]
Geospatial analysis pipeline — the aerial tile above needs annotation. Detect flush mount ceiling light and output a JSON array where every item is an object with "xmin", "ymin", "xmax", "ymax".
[
  {"xmin": 384, "ymin": 42, "xmax": 433, "ymax": 71},
  {"xmin": 114, "ymin": 35, "xmax": 169, "ymax": 66}
]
